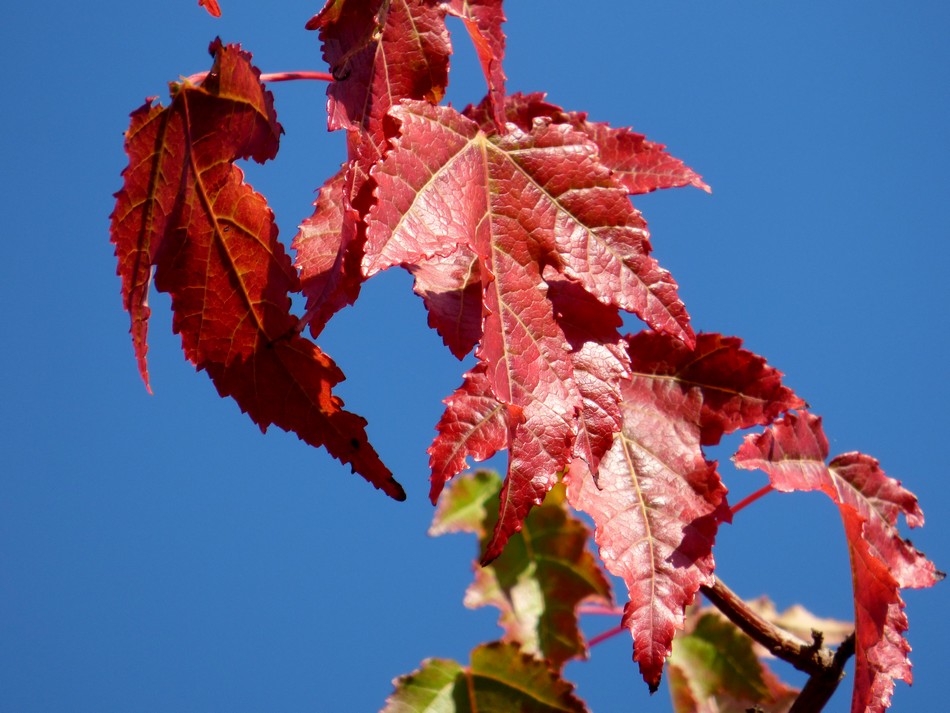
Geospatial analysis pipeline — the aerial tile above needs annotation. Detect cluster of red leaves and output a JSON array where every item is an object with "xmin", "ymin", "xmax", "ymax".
[{"xmin": 111, "ymin": 2, "xmax": 940, "ymax": 710}]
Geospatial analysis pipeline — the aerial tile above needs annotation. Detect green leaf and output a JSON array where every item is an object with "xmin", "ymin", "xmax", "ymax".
[
  {"xmin": 431, "ymin": 471, "xmax": 612, "ymax": 668},
  {"xmin": 429, "ymin": 470, "xmax": 502, "ymax": 538},
  {"xmin": 381, "ymin": 642, "xmax": 588, "ymax": 713},
  {"xmin": 667, "ymin": 612, "xmax": 798, "ymax": 713}
]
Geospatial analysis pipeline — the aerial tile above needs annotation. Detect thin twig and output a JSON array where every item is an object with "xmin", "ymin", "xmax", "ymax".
[
  {"xmin": 701, "ymin": 577, "xmax": 857, "ymax": 713},
  {"xmin": 578, "ymin": 603, "xmax": 624, "ymax": 616},
  {"xmin": 588, "ymin": 623, "xmax": 626, "ymax": 648},
  {"xmin": 700, "ymin": 578, "xmax": 835, "ymax": 676},
  {"xmin": 788, "ymin": 633, "xmax": 856, "ymax": 713}
]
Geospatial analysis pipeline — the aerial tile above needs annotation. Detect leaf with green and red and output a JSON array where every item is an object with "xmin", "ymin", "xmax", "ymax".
[
  {"xmin": 291, "ymin": 168, "xmax": 366, "ymax": 337},
  {"xmin": 625, "ymin": 332, "xmax": 805, "ymax": 446},
  {"xmin": 734, "ymin": 412, "xmax": 942, "ymax": 713},
  {"xmin": 382, "ymin": 642, "xmax": 589, "ymax": 713},
  {"xmin": 443, "ymin": 0, "xmax": 507, "ymax": 131},
  {"xmin": 464, "ymin": 92, "xmax": 709, "ymax": 195},
  {"xmin": 667, "ymin": 612, "xmax": 798, "ymax": 713},
  {"xmin": 110, "ymin": 42, "xmax": 404, "ymax": 501},
  {"xmin": 408, "ymin": 246, "xmax": 483, "ymax": 359},
  {"xmin": 432, "ymin": 471, "xmax": 613, "ymax": 668},
  {"xmin": 564, "ymin": 377, "xmax": 726, "ymax": 691}
]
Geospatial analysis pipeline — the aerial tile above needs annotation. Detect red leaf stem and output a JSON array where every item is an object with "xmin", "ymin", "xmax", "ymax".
[
  {"xmin": 185, "ymin": 70, "xmax": 335, "ymax": 85},
  {"xmin": 729, "ymin": 484, "xmax": 774, "ymax": 516}
]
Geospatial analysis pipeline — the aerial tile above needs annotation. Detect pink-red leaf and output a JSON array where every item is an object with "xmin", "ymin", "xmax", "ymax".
[
  {"xmin": 369, "ymin": 100, "xmax": 694, "ymax": 558},
  {"xmin": 565, "ymin": 378, "xmax": 726, "ymax": 691},
  {"xmin": 364, "ymin": 101, "xmax": 694, "ymax": 344},
  {"xmin": 626, "ymin": 331, "xmax": 805, "ymax": 446},
  {"xmin": 409, "ymin": 246, "xmax": 483, "ymax": 359},
  {"xmin": 734, "ymin": 412, "xmax": 941, "ymax": 712},
  {"xmin": 292, "ymin": 168, "xmax": 364, "ymax": 336},
  {"xmin": 465, "ymin": 92, "xmax": 709, "ymax": 195},
  {"xmin": 428, "ymin": 364, "xmax": 508, "ymax": 503},
  {"xmin": 110, "ymin": 42, "xmax": 403, "ymax": 501},
  {"xmin": 548, "ymin": 276, "xmax": 628, "ymax": 470},
  {"xmin": 443, "ymin": 0, "xmax": 507, "ymax": 131}
]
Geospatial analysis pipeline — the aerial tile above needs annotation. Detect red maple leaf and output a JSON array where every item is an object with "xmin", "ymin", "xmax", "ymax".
[
  {"xmin": 298, "ymin": 0, "xmax": 500, "ymax": 339},
  {"xmin": 369, "ymin": 100, "xmax": 695, "ymax": 558},
  {"xmin": 110, "ymin": 41, "xmax": 404, "ymax": 501},
  {"xmin": 428, "ymin": 363, "xmax": 508, "ymax": 503},
  {"xmin": 626, "ymin": 331, "xmax": 806, "ymax": 446},
  {"xmin": 443, "ymin": 0, "xmax": 508, "ymax": 131},
  {"xmin": 292, "ymin": 168, "xmax": 366, "ymax": 336},
  {"xmin": 734, "ymin": 412, "xmax": 942, "ymax": 713},
  {"xmin": 547, "ymin": 276, "xmax": 629, "ymax": 471},
  {"xmin": 426, "ymin": 280, "xmax": 630, "ymax": 563},
  {"xmin": 561, "ymin": 332, "xmax": 806, "ymax": 690},
  {"xmin": 565, "ymin": 378, "xmax": 726, "ymax": 691},
  {"xmin": 307, "ymin": 0, "xmax": 450, "ymax": 141},
  {"xmin": 408, "ymin": 247, "xmax": 483, "ymax": 360},
  {"xmin": 465, "ymin": 92, "xmax": 710, "ymax": 195}
]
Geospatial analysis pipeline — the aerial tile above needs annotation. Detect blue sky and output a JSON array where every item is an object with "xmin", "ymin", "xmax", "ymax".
[{"xmin": 1, "ymin": 1, "xmax": 947, "ymax": 711}]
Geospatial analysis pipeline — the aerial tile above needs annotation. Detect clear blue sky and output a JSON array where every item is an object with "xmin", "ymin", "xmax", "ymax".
[{"xmin": 1, "ymin": 1, "xmax": 947, "ymax": 711}]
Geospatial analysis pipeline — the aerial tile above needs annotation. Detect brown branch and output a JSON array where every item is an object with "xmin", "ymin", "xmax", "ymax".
[
  {"xmin": 787, "ymin": 632, "xmax": 855, "ymax": 713},
  {"xmin": 700, "ymin": 577, "xmax": 857, "ymax": 712}
]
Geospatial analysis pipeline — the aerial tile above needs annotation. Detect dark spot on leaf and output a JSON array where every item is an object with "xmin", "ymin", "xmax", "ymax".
[{"xmin": 332, "ymin": 64, "xmax": 351, "ymax": 81}]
